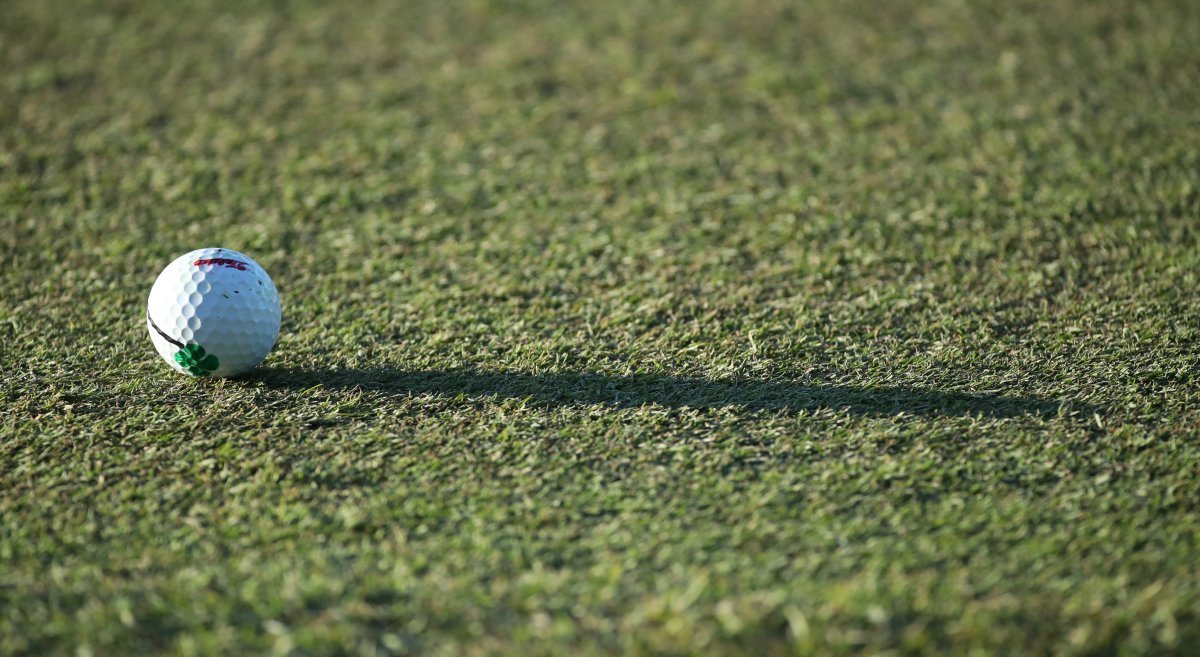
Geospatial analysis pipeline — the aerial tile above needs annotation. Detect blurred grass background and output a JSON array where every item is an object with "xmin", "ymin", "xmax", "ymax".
[{"xmin": 2, "ymin": 0, "xmax": 1199, "ymax": 655}]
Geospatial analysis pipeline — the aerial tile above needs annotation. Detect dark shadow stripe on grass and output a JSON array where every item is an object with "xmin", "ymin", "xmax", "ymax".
[{"xmin": 247, "ymin": 367, "xmax": 1087, "ymax": 420}]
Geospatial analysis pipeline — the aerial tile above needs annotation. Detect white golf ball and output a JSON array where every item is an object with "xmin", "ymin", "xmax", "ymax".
[{"xmin": 146, "ymin": 247, "xmax": 281, "ymax": 378}]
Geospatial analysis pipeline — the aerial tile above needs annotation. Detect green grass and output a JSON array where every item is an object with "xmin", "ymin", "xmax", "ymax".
[{"xmin": 3, "ymin": 0, "xmax": 1200, "ymax": 654}]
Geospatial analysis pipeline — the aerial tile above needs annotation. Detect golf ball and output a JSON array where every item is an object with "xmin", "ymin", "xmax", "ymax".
[{"xmin": 146, "ymin": 247, "xmax": 281, "ymax": 378}]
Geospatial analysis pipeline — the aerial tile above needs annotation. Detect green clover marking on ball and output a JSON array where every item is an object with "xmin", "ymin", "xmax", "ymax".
[{"xmin": 174, "ymin": 344, "xmax": 220, "ymax": 376}]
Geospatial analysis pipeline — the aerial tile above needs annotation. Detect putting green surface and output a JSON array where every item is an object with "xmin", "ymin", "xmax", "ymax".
[{"xmin": 2, "ymin": 0, "xmax": 1199, "ymax": 654}]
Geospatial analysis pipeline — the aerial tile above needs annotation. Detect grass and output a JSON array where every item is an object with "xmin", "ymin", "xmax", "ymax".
[{"xmin": 2, "ymin": 0, "xmax": 1199, "ymax": 654}]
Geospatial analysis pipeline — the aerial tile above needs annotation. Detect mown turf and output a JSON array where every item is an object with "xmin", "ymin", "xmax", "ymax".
[{"xmin": 2, "ymin": 0, "xmax": 1199, "ymax": 654}]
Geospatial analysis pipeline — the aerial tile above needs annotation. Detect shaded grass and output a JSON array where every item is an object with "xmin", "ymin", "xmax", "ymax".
[{"xmin": 250, "ymin": 366, "xmax": 1087, "ymax": 419}]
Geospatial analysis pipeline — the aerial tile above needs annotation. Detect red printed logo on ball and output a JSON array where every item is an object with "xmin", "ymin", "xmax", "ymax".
[{"xmin": 194, "ymin": 258, "xmax": 248, "ymax": 271}]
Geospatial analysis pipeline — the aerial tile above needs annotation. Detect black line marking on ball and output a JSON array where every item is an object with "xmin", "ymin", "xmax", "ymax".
[{"xmin": 146, "ymin": 311, "xmax": 185, "ymax": 349}]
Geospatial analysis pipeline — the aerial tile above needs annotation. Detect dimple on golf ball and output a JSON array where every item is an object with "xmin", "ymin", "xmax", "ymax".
[{"xmin": 147, "ymin": 247, "xmax": 281, "ymax": 378}]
